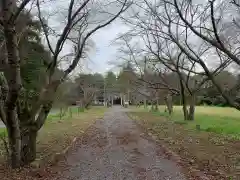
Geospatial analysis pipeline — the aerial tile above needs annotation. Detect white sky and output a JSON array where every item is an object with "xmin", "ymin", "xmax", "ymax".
[
  {"xmin": 33, "ymin": 0, "xmax": 131, "ymax": 75},
  {"xmin": 84, "ymin": 21, "xmax": 130, "ymax": 74},
  {"xmin": 33, "ymin": 0, "xmax": 232, "ymax": 76}
]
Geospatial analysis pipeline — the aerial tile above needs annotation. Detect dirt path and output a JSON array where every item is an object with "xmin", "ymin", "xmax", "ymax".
[{"xmin": 53, "ymin": 106, "xmax": 187, "ymax": 180}]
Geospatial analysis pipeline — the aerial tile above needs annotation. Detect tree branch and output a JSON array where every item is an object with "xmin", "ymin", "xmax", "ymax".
[
  {"xmin": 173, "ymin": 0, "xmax": 240, "ymax": 66},
  {"xmin": 210, "ymin": 0, "xmax": 225, "ymax": 49},
  {"xmin": 63, "ymin": 0, "xmax": 131, "ymax": 77},
  {"xmin": 36, "ymin": 0, "xmax": 54, "ymax": 55},
  {"xmin": 11, "ymin": 0, "xmax": 31, "ymax": 22}
]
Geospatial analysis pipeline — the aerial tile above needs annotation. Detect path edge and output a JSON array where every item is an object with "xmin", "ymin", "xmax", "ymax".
[
  {"xmin": 126, "ymin": 112, "xmax": 213, "ymax": 180},
  {"xmin": 30, "ymin": 136, "xmax": 78, "ymax": 170},
  {"xmin": 30, "ymin": 118, "xmax": 104, "ymax": 170}
]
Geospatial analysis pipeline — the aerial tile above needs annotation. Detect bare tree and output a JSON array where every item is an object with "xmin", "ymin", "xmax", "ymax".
[
  {"xmin": 0, "ymin": 0, "xmax": 33, "ymax": 168},
  {"xmin": 75, "ymin": 74, "xmax": 99, "ymax": 109},
  {"xmin": 0, "ymin": 0, "xmax": 131, "ymax": 168},
  {"xmin": 170, "ymin": 0, "xmax": 240, "ymax": 110},
  {"xmin": 115, "ymin": 0, "xmax": 236, "ymax": 119}
]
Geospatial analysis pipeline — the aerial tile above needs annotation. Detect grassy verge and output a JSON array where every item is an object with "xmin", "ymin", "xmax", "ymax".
[
  {"xmin": 138, "ymin": 105, "xmax": 240, "ymax": 139},
  {"xmin": 0, "ymin": 128, "xmax": 6, "ymax": 137},
  {"xmin": 128, "ymin": 106, "xmax": 240, "ymax": 179},
  {"xmin": 0, "ymin": 106, "xmax": 107, "ymax": 164}
]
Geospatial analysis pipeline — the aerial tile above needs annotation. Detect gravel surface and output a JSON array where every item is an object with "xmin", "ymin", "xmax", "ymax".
[{"xmin": 54, "ymin": 106, "xmax": 187, "ymax": 180}]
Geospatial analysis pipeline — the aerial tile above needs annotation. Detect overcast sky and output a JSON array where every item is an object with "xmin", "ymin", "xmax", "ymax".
[
  {"xmin": 35, "ymin": 0, "xmax": 132, "ymax": 76},
  {"xmin": 85, "ymin": 21, "xmax": 129, "ymax": 74}
]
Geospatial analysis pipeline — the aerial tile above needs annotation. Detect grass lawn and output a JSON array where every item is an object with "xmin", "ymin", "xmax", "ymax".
[
  {"xmin": 141, "ymin": 105, "xmax": 240, "ymax": 139},
  {"xmin": 0, "ymin": 106, "xmax": 107, "ymax": 164},
  {"xmin": 128, "ymin": 106, "xmax": 240, "ymax": 179}
]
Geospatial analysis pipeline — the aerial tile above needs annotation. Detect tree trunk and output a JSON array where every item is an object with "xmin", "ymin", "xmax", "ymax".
[
  {"xmin": 6, "ymin": 118, "xmax": 21, "ymax": 168},
  {"xmin": 179, "ymin": 79, "xmax": 188, "ymax": 120},
  {"xmin": 60, "ymin": 107, "xmax": 63, "ymax": 119},
  {"xmin": 20, "ymin": 128, "xmax": 37, "ymax": 164},
  {"xmin": 188, "ymin": 105, "xmax": 195, "ymax": 120},
  {"xmin": 167, "ymin": 103, "xmax": 173, "ymax": 115},
  {"xmin": 187, "ymin": 94, "xmax": 195, "ymax": 121},
  {"xmin": 69, "ymin": 108, "xmax": 72, "ymax": 118},
  {"xmin": 3, "ymin": 11, "xmax": 23, "ymax": 168},
  {"xmin": 19, "ymin": 102, "xmax": 54, "ymax": 165},
  {"xmin": 27, "ymin": 102, "xmax": 54, "ymax": 165},
  {"xmin": 151, "ymin": 100, "xmax": 154, "ymax": 111},
  {"xmin": 182, "ymin": 103, "xmax": 188, "ymax": 120},
  {"xmin": 165, "ymin": 95, "xmax": 173, "ymax": 115},
  {"xmin": 155, "ymin": 99, "xmax": 158, "ymax": 111},
  {"xmin": 144, "ymin": 98, "xmax": 147, "ymax": 109}
]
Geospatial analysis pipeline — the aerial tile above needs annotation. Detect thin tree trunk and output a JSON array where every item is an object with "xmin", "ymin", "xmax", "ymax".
[
  {"xmin": 165, "ymin": 95, "xmax": 173, "ymax": 115},
  {"xmin": 60, "ymin": 107, "xmax": 63, "ymax": 119},
  {"xmin": 187, "ymin": 94, "xmax": 195, "ymax": 121},
  {"xmin": 151, "ymin": 100, "xmax": 154, "ymax": 111},
  {"xmin": 155, "ymin": 99, "xmax": 158, "ymax": 111},
  {"xmin": 167, "ymin": 104, "xmax": 173, "ymax": 115},
  {"xmin": 179, "ymin": 79, "xmax": 188, "ymax": 120},
  {"xmin": 182, "ymin": 102, "xmax": 188, "ymax": 120},
  {"xmin": 144, "ymin": 98, "xmax": 147, "ymax": 109},
  {"xmin": 69, "ymin": 108, "xmax": 72, "ymax": 118}
]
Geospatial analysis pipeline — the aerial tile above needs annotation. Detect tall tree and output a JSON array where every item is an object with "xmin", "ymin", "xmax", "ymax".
[
  {"xmin": 170, "ymin": 0, "xmax": 240, "ymax": 110},
  {"xmin": 0, "ymin": 0, "xmax": 131, "ymax": 168},
  {"xmin": 105, "ymin": 71, "xmax": 117, "ymax": 93}
]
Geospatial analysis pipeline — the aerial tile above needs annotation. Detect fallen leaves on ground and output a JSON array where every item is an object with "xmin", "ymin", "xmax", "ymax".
[
  {"xmin": 0, "ymin": 107, "xmax": 106, "ymax": 180},
  {"xmin": 128, "ymin": 111, "xmax": 240, "ymax": 180}
]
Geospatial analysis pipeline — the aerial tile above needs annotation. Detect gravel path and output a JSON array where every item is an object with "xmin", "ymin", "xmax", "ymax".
[{"xmin": 54, "ymin": 106, "xmax": 187, "ymax": 180}]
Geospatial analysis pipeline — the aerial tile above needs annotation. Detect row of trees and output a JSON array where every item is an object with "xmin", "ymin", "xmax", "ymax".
[
  {"xmin": 115, "ymin": 0, "xmax": 240, "ymax": 120},
  {"xmin": 0, "ymin": 0, "xmax": 131, "ymax": 168},
  {"xmin": 60, "ymin": 66, "xmax": 137, "ymax": 107}
]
